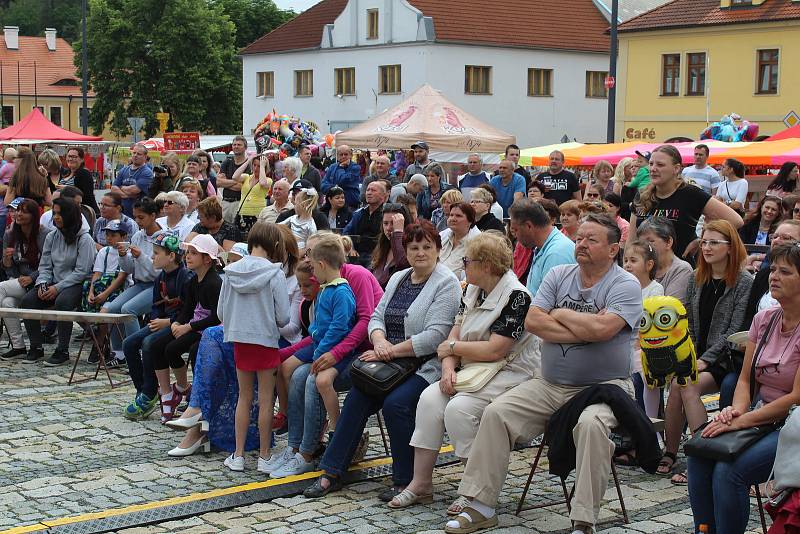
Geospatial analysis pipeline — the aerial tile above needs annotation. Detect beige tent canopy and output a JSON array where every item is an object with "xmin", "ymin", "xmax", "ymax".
[{"xmin": 334, "ymin": 84, "xmax": 515, "ymax": 153}]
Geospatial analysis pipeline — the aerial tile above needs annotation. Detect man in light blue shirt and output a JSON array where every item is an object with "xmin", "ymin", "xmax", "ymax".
[
  {"xmin": 489, "ymin": 159, "xmax": 526, "ymax": 218},
  {"xmin": 508, "ymin": 198, "xmax": 575, "ymax": 295}
]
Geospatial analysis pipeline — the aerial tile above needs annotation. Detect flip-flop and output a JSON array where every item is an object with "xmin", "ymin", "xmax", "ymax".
[{"xmin": 444, "ymin": 506, "xmax": 499, "ymax": 534}]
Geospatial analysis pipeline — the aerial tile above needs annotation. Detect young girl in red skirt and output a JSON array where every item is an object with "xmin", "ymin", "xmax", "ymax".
[{"xmin": 217, "ymin": 222, "xmax": 291, "ymax": 472}]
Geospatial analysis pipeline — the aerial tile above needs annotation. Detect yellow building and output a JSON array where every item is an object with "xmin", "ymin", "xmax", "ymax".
[
  {"xmin": 0, "ymin": 26, "xmax": 120, "ymax": 139},
  {"xmin": 615, "ymin": 0, "xmax": 800, "ymax": 142}
]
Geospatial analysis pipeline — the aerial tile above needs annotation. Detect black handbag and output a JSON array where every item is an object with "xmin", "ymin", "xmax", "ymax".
[
  {"xmin": 350, "ymin": 357, "xmax": 422, "ymax": 397},
  {"xmin": 684, "ymin": 312, "xmax": 781, "ymax": 462}
]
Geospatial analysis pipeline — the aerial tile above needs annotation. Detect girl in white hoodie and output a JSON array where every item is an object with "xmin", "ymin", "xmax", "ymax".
[{"xmin": 218, "ymin": 221, "xmax": 290, "ymax": 473}]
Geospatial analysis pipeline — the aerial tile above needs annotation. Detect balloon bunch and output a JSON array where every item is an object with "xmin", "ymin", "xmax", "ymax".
[
  {"xmin": 700, "ymin": 113, "xmax": 760, "ymax": 143},
  {"xmin": 253, "ymin": 109, "xmax": 333, "ymax": 157}
]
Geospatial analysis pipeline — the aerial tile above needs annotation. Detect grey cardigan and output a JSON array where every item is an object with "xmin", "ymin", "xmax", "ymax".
[
  {"xmin": 368, "ymin": 263, "xmax": 461, "ymax": 384},
  {"xmin": 687, "ymin": 269, "xmax": 753, "ymax": 369}
]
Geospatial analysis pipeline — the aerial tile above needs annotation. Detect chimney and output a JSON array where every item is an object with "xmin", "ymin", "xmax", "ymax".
[
  {"xmin": 45, "ymin": 28, "xmax": 56, "ymax": 51},
  {"xmin": 4, "ymin": 26, "xmax": 19, "ymax": 50}
]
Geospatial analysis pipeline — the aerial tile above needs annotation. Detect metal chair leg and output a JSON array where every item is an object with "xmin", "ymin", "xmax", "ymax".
[
  {"xmin": 376, "ymin": 411, "xmax": 390, "ymax": 456},
  {"xmin": 754, "ymin": 484, "xmax": 768, "ymax": 534}
]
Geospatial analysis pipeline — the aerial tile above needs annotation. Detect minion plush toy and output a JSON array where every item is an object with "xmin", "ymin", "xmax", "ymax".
[{"xmin": 640, "ymin": 296, "xmax": 697, "ymax": 388}]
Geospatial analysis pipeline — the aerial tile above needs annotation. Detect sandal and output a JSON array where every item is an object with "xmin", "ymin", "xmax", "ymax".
[
  {"xmin": 656, "ymin": 452, "xmax": 677, "ymax": 476},
  {"xmin": 387, "ymin": 488, "xmax": 433, "ymax": 509},
  {"xmin": 447, "ymin": 496, "xmax": 471, "ymax": 516},
  {"xmin": 444, "ymin": 507, "xmax": 499, "ymax": 534},
  {"xmin": 160, "ymin": 384, "xmax": 184, "ymax": 424},
  {"xmin": 303, "ymin": 474, "xmax": 342, "ymax": 498},
  {"xmin": 671, "ymin": 470, "xmax": 688, "ymax": 485}
]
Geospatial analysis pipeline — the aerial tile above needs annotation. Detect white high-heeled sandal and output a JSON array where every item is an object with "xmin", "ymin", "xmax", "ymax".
[
  {"xmin": 167, "ymin": 436, "xmax": 210, "ymax": 457},
  {"xmin": 164, "ymin": 412, "xmax": 203, "ymax": 430}
]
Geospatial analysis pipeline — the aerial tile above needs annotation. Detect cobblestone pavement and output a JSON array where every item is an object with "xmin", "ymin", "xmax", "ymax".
[{"xmin": 0, "ymin": 345, "xmax": 769, "ymax": 534}]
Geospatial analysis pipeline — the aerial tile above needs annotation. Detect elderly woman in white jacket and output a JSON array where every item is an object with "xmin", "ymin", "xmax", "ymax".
[{"xmin": 388, "ymin": 231, "xmax": 540, "ymax": 514}]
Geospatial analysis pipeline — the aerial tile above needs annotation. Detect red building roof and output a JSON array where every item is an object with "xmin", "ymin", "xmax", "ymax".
[
  {"xmin": 0, "ymin": 35, "xmax": 91, "ymax": 97},
  {"xmin": 241, "ymin": 0, "xmax": 610, "ymax": 55},
  {"xmin": 618, "ymin": 0, "xmax": 800, "ymax": 32}
]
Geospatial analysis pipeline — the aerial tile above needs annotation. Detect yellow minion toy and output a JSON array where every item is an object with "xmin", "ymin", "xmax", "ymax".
[{"xmin": 640, "ymin": 296, "xmax": 697, "ymax": 388}]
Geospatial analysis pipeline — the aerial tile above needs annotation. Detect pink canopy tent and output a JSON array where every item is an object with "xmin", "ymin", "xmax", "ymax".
[{"xmin": 0, "ymin": 108, "xmax": 103, "ymax": 143}]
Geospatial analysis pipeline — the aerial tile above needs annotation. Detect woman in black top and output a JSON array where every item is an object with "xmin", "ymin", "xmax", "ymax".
[
  {"xmin": 5, "ymin": 147, "xmax": 52, "ymax": 208},
  {"xmin": 629, "ymin": 145, "xmax": 742, "ymax": 259},
  {"xmin": 63, "ymin": 147, "xmax": 100, "ymax": 215}
]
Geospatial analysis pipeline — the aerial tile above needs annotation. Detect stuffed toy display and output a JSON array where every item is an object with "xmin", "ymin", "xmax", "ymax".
[{"xmin": 640, "ymin": 296, "xmax": 698, "ymax": 388}]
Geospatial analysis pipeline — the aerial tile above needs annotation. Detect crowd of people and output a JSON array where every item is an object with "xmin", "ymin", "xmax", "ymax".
[{"xmin": 2, "ymin": 137, "xmax": 800, "ymax": 534}]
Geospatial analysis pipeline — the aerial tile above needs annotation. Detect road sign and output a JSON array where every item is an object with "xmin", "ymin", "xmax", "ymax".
[{"xmin": 127, "ymin": 117, "xmax": 145, "ymax": 143}]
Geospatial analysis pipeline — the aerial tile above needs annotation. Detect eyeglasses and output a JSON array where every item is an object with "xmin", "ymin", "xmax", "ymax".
[
  {"xmin": 700, "ymin": 239, "xmax": 730, "ymax": 248},
  {"xmin": 462, "ymin": 257, "xmax": 481, "ymax": 267}
]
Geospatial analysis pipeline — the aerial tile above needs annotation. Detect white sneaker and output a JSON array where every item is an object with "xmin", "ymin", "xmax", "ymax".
[
  {"xmin": 270, "ymin": 452, "xmax": 315, "ymax": 478},
  {"xmin": 223, "ymin": 454, "xmax": 245, "ymax": 472},
  {"xmin": 258, "ymin": 447, "xmax": 294, "ymax": 474}
]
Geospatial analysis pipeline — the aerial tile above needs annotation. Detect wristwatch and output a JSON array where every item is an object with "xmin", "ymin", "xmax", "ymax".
[{"xmin": 449, "ymin": 340, "xmax": 456, "ymax": 355}]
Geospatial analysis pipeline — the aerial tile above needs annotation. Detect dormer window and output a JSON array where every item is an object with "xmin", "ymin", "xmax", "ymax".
[{"xmin": 367, "ymin": 9, "xmax": 379, "ymax": 39}]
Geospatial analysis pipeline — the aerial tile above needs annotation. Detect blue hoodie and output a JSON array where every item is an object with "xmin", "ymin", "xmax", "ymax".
[
  {"xmin": 311, "ymin": 278, "xmax": 356, "ymax": 359},
  {"xmin": 218, "ymin": 256, "xmax": 290, "ymax": 348}
]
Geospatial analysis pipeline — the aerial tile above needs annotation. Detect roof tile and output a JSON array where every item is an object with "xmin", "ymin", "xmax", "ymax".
[
  {"xmin": 618, "ymin": 0, "xmax": 800, "ymax": 32},
  {"xmin": 241, "ymin": 0, "xmax": 610, "ymax": 55}
]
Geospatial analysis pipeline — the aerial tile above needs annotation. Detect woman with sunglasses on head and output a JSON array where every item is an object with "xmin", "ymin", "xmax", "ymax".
[
  {"xmin": 766, "ymin": 161, "xmax": 799, "ymax": 198},
  {"xmin": 659, "ymin": 220, "xmax": 753, "ymax": 483},
  {"xmin": 688, "ymin": 242, "xmax": 800, "ymax": 534},
  {"xmin": 371, "ymin": 203, "xmax": 411, "ymax": 288},
  {"xmin": 738, "ymin": 195, "xmax": 783, "ymax": 246}
]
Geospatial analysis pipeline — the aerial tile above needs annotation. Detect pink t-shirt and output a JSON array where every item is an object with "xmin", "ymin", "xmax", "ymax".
[{"xmin": 748, "ymin": 306, "xmax": 800, "ymax": 403}]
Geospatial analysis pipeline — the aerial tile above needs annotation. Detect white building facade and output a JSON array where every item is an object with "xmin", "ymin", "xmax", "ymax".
[{"xmin": 241, "ymin": 0, "xmax": 614, "ymax": 147}]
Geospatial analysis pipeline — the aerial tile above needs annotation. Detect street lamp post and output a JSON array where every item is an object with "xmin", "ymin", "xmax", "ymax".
[
  {"xmin": 606, "ymin": 0, "xmax": 619, "ymax": 143},
  {"xmin": 81, "ymin": 0, "xmax": 88, "ymax": 134}
]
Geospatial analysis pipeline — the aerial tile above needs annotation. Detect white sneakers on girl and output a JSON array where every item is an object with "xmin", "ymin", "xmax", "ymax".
[
  {"xmin": 258, "ymin": 447, "xmax": 294, "ymax": 474},
  {"xmin": 223, "ymin": 454, "xmax": 244, "ymax": 472},
  {"xmin": 270, "ymin": 452, "xmax": 315, "ymax": 478}
]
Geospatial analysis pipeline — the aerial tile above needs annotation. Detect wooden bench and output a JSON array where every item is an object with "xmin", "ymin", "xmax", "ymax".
[{"xmin": 0, "ymin": 307, "xmax": 134, "ymax": 388}]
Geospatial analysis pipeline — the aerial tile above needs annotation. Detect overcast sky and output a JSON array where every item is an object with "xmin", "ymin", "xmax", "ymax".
[{"xmin": 274, "ymin": 0, "xmax": 318, "ymax": 12}]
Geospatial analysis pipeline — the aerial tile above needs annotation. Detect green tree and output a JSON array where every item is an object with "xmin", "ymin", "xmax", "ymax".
[
  {"xmin": 78, "ymin": 0, "xmax": 241, "ymax": 137},
  {"xmin": 209, "ymin": 0, "xmax": 295, "ymax": 50}
]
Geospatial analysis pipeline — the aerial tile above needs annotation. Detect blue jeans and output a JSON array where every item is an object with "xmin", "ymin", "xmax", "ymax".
[
  {"xmin": 287, "ymin": 362, "xmax": 352, "ymax": 456},
  {"xmin": 123, "ymin": 324, "xmax": 171, "ymax": 398},
  {"xmin": 688, "ymin": 430, "xmax": 779, "ymax": 534},
  {"xmin": 718, "ymin": 372, "xmax": 739, "ymax": 409},
  {"xmin": 102, "ymin": 282, "xmax": 154, "ymax": 351},
  {"xmin": 319, "ymin": 374, "xmax": 428, "ymax": 486}
]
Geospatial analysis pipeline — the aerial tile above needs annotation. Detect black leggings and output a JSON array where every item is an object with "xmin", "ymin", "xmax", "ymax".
[{"xmin": 149, "ymin": 331, "xmax": 202, "ymax": 371}]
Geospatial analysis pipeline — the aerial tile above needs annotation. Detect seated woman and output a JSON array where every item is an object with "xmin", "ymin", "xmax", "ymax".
[
  {"xmin": 388, "ymin": 232, "xmax": 538, "ymax": 512},
  {"xmin": 4, "ymin": 146, "xmax": 52, "ymax": 208},
  {"xmin": 185, "ymin": 197, "xmax": 240, "ymax": 251},
  {"xmin": 738, "ymin": 195, "xmax": 782, "ymax": 246},
  {"xmin": 155, "ymin": 190, "xmax": 195, "ymax": 241},
  {"xmin": 20, "ymin": 198, "xmax": 96, "ymax": 365},
  {"xmin": 371, "ymin": 202, "xmax": 411, "ymax": 288},
  {"xmin": 94, "ymin": 191, "xmax": 138, "ymax": 248},
  {"xmin": 439, "ymin": 202, "xmax": 480, "ymax": 279},
  {"xmin": 637, "ymin": 217, "xmax": 694, "ymax": 305},
  {"xmin": 470, "ymin": 188, "xmax": 506, "ymax": 233},
  {"xmin": 0, "ymin": 199, "xmax": 50, "ymax": 360},
  {"xmin": 178, "ymin": 178, "xmax": 205, "ymax": 224},
  {"xmin": 688, "ymin": 242, "xmax": 800, "ymax": 534},
  {"xmin": 319, "ymin": 186, "xmax": 352, "ymax": 230},
  {"xmin": 432, "ymin": 189, "xmax": 464, "ymax": 233},
  {"xmin": 303, "ymin": 220, "xmax": 461, "ymax": 500},
  {"xmin": 559, "ymin": 199, "xmax": 581, "ymax": 241},
  {"xmin": 660, "ymin": 220, "xmax": 753, "ymax": 482}
]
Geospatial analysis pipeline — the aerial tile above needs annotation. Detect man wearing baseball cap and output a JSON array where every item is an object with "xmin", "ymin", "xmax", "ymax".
[{"xmin": 406, "ymin": 141, "xmax": 446, "ymax": 184}]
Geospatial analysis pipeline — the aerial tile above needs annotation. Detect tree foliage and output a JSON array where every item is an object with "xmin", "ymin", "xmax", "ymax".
[{"xmin": 0, "ymin": 0, "xmax": 83, "ymax": 41}]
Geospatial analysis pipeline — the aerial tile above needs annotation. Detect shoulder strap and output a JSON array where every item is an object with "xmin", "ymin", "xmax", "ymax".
[{"xmin": 750, "ymin": 310, "xmax": 781, "ymax": 402}]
